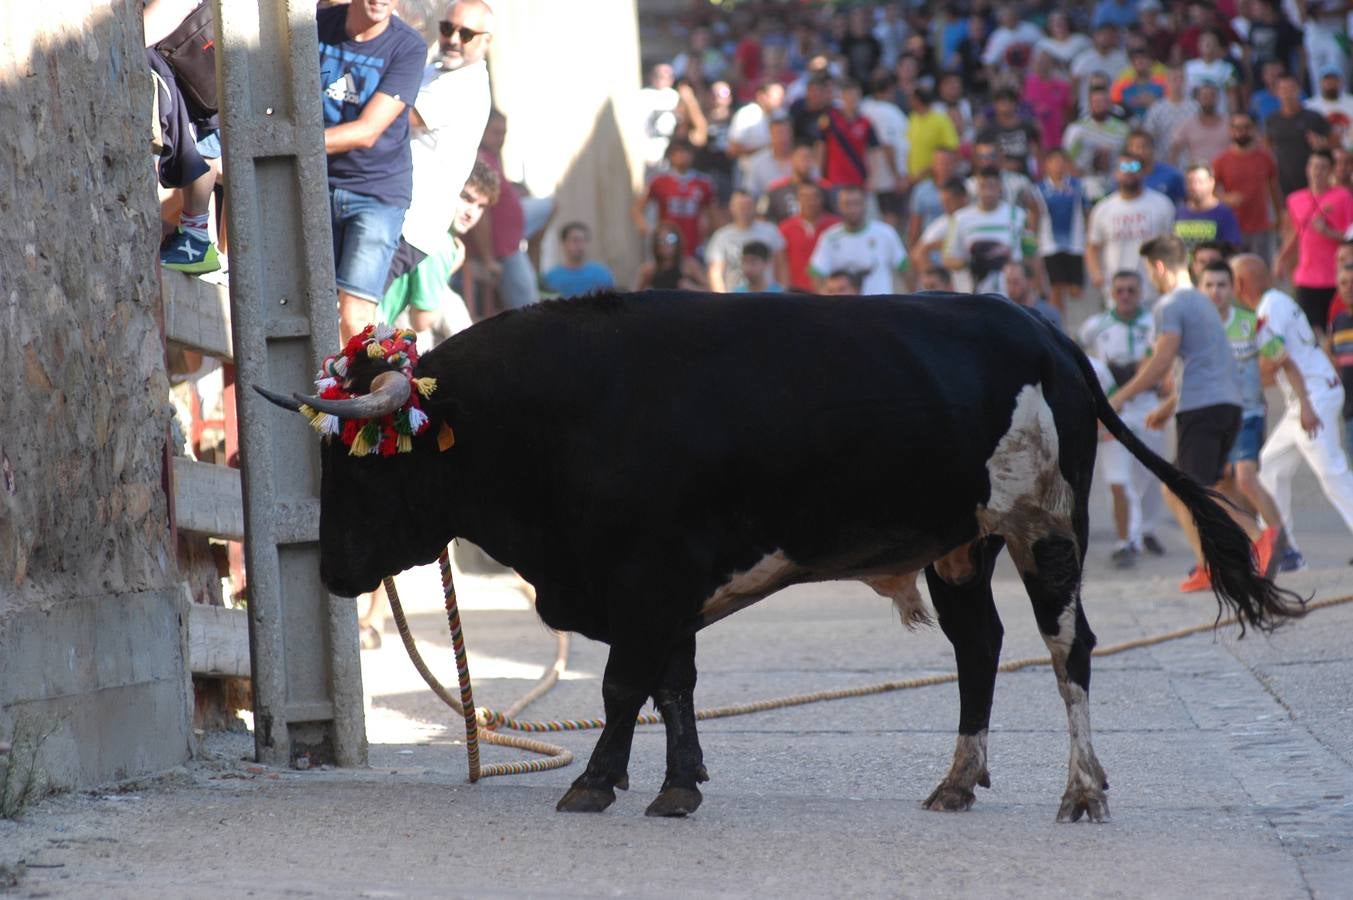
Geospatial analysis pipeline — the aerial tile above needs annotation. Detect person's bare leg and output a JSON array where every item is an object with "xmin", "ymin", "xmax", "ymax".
[
  {"xmin": 1234, "ymin": 460, "xmax": 1284, "ymax": 533},
  {"xmin": 1110, "ymin": 483, "xmax": 1130, "ymax": 542},
  {"xmin": 338, "ymin": 291, "xmax": 375, "ymax": 344}
]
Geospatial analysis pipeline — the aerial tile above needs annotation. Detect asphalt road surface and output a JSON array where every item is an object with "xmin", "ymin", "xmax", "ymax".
[{"xmin": 2, "ymin": 462, "xmax": 1351, "ymax": 899}]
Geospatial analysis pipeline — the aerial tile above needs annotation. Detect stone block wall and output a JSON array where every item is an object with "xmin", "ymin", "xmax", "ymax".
[{"xmin": 0, "ymin": 0, "xmax": 192, "ymax": 786}]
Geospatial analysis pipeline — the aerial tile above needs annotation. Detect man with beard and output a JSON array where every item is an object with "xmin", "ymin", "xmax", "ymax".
[
  {"xmin": 1168, "ymin": 82, "xmax": 1230, "ymax": 170},
  {"xmin": 1063, "ymin": 86, "xmax": 1131, "ymax": 199},
  {"xmin": 943, "ymin": 168, "xmax": 1026, "ymax": 294},
  {"xmin": 1085, "ymin": 152, "xmax": 1176, "ymax": 296},
  {"xmin": 978, "ymin": 89, "xmax": 1042, "ymax": 176},
  {"xmin": 1267, "ymin": 72, "xmax": 1331, "ymax": 197},
  {"xmin": 761, "ymin": 139, "xmax": 833, "ymax": 223},
  {"xmin": 384, "ymin": 0, "xmax": 493, "ymax": 312},
  {"xmin": 1173, "ymin": 164, "xmax": 1241, "ymax": 252},
  {"xmin": 1280, "ymin": 150, "xmax": 1353, "ymax": 334},
  {"xmin": 1306, "ymin": 69, "xmax": 1353, "ymax": 151},
  {"xmin": 1213, "ymin": 111, "xmax": 1284, "ymax": 259}
]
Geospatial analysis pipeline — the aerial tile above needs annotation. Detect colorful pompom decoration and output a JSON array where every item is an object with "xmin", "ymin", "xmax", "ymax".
[{"xmin": 299, "ymin": 325, "xmax": 438, "ymax": 457}]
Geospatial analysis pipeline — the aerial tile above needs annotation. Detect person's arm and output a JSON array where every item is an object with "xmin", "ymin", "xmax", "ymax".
[
  {"xmin": 1085, "ymin": 240, "xmax": 1105, "ymax": 290},
  {"xmin": 678, "ymin": 84, "xmax": 708, "ymax": 147},
  {"xmin": 1276, "ymin": 207, "xmax": 1299, "ymax": 280},
  {"xmin": 635, "ymin": 261, "xmax": 655, "ymax": 290},
  {"xmin": 631, "ymin": 188, "xmax": 652, "ymax": 234},
  {"xmin": 1268, "ymin": 166, "xmax": 1285, "ymax": 231},
  {"xmin": 465, "ymin": 211, "xmax": 501, "ymax": 283},
  {"xmin": 680, "ymin": 257, "xmax": 709, "ymax": 290},
  {"xmin": 1144, "ymin": 393, "xmax": 1179, "ymax": 430},
  {"xmin": 1109, "ymin": 331, "xmax": 1181, "ymax": 411},
  {"xmin": 708, "ymin": 256, "xmax": 726, "ymax": 292},
  {"xmin": 773, "ymin": 249, "xmax": 790, "ymax": 289},
  {"xmin": 1279, "ymin": 354, "xmax": 1323, "ymax": 437},
  {"xmin": 324, "ymin": 92, "xmax": 407, "ymax": 154}
]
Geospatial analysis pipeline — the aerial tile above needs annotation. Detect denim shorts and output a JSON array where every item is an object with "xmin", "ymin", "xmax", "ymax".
[
  {"xmin": 195, "ymin": 128, "xmax": 221, "ymax": 160},
  {"xmin": 1227, "ymin": 413, "xmax": 1266, "ymax": 464},
  {"xmin": 330, "ymin": 187, "xmax": 406, "ymax": 303}
]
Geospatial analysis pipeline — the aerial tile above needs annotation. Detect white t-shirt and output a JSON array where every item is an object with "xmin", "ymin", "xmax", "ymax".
[
  {"xmin": 742, "ymin": 149, "xmax": 792, "ymax": 199},
  {"xmin": 1257, "ymin": 288, "xmax": 1342, "ymax": 405},
  {"xmin": 983, "ymin": 23, "xmax": 1045, "ymax": 67},
  {"xmin": 1086, "ymin": 189, "xmax": 1176, "ymax": 296},
  {"xmin": 1070, "ymin": 48, "xmax": 1128, "ymax": 110},
  {"xmin": 1183, "ymin": 58, "xmax": 1239, "ymax": 114},
  {"xmin": 948, "ymin": 202, "xmax": 1027, "ymax": 293},
  {"xmin": 706, "ymin": 220, "xmax": 785, "ymax": 291},
  {"xmin": 402, "ymin": 60, "xmax": 492, "ymax": 254},
  {"xmin": 1306, "ymin": 94, "xmax": 1353, "ymax": 149},
  {"xmin": 809, "ymin": 220, "xmax": 909, "ymax": 295},
  {"xmin": 860, "ymin": 97, "xmax": 909, "ymax": 192},
  {"xmin": 1080, "ymin": 308, "xmax": 1158, "ymax": 417},
  {"xmin": 920, "ymin": 214, "xmax": 973, "ymax": 293},
  {"xmin": 729, "ymin": 102, "xmax": 771, "ymax": 154},
  {"xmin": 637, "ymin": 84, "xmax": 680, "ymax": 168}
]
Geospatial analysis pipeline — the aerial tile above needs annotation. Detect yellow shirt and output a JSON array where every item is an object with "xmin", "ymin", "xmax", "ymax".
[{"xmin": 907, "ymin": 110, "xmax": 960, "ymax": 178}]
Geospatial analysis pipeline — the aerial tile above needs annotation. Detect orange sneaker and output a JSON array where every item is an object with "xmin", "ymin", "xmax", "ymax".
[
  {"xmin": 1253, "ymin": 525, "xmax": 1280, "ymax": 579},
  {"xmin": 1179, "ymin": 567, "xmax": 1212, "ymax": 593}
]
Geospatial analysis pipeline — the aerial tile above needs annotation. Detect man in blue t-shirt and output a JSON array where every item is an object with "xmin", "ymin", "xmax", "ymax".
[
  {"xmin": 317, "ymin": 0, "xmax": 426, "ymax": 342},
  {"xmin": 541, "ymin": 222, "xmax": 616, "ymax": 297}
]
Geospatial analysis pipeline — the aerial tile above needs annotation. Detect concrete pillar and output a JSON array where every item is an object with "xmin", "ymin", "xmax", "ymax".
[{"xmin": 212, "ymin": 0, "xmax": 366, "ymax": 768}]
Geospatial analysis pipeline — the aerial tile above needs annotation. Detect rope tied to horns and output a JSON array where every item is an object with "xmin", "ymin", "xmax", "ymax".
[{"xmin": 383, "ymin": 547, "xmax": 1352, "ymax": 784}]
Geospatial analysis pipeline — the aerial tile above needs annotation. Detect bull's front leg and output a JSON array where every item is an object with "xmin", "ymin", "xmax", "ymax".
[
  {"xmin": 647, "ymin": 635, "xmax": 709, "ymax": 817},
  {"xmin": 922, "ymin": 537, "xmax": 1005, "ymax": 812},
  {"xmin": 556, "ymin": 644, "xmax": 653, "ymax": 813}
]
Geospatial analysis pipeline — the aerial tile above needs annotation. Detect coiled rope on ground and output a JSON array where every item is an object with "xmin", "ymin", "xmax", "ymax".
[{"xmin": 383, "ymin": 547, "xmax": 1353, "ymax": 783}]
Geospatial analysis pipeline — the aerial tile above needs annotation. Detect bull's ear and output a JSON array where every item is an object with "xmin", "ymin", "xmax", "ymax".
[{"xmin": 253, "ymin": 384, "xmax": 302, "ymax": 412}]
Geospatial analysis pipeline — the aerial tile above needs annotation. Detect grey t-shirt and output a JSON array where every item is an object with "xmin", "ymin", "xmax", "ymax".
[{"xmin": 1154, "ymin": 286, "xmax": 1241, "ymax": 412}]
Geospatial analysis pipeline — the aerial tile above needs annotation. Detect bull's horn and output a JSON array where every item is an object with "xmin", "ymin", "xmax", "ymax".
[
  {"xmin": 293, "ymin": 370, "xmax": 411, "ymax": 420},
  {"xmin": 253, "ymin": 384, "xmax": 302, "ymax": 412}
]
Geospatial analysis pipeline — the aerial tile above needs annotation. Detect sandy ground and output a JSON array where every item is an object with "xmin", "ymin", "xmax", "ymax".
[{"xmin": 2, "ymin": 462, "xmax": 1352, "ymax": 898}]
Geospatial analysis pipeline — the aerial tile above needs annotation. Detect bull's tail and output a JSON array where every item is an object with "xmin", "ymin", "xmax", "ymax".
[{"xmin": 1055, "ymin": 329, "xmax": 1306, "ymax": 634}]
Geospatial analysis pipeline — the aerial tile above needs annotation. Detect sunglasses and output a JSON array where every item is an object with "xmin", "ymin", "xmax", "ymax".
[
  {"xmin": 439, "ymin": 21, "xmax": 486, "ymax": 43},
  {"xmin": 1118, "ymin": 160, "xmax": 1143, "ymax": 173}
]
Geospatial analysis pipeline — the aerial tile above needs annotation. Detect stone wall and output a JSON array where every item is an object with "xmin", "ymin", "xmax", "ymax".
[{"xmin": 0, "ymin": 0, "xmax": 191, "ymax": 786}]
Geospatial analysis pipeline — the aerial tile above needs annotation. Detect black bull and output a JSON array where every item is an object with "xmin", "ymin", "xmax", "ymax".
[{"xmin": 256, "ymin": 291, "xmax": 1302, "ymax": 820}]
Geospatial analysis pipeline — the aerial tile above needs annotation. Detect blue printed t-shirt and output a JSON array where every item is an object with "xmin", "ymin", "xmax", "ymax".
[
  {"xmin": 542, "ymin": 262, "xmax": 616, "ymax": 297},
  {"xmin": 318, "ymin": 6, "xmax": 426, "ymax": 208},
  {"xmin": 1173, "ymin": 202, "xmax": 1241, "ymax": 251},
  {"xmin": 1142, "ymin": 163, "xmax": 1185, "ymax": 205}
]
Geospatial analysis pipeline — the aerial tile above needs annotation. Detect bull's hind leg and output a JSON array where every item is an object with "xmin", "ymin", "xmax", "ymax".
[
  {"xmin": 556, "ymin": 644, "xmax": 654, "ymax": 813},
  {"xmin": 647, "ymin": 635, "xmax": 710, "ymax": 817},
  {"xmin": 922, "ymin": 536, "xmax": 1005, "ymax": 812},
  {"xmin": 1012, "ymin": 534, "xmax": 1109, "ymax": 823}
]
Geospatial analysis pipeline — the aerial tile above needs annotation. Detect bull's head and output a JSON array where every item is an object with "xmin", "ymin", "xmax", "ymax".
[{"xmin": 253, "ymin": 327, "xmax": 455, "ymax": 597}]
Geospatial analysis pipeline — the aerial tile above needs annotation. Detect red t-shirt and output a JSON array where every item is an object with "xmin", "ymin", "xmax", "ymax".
[
  {"xmin": 1287, "ymin": 185, "xmax": 1353, "ymax": 289},
  {"xmin": 1212, "ymin": 145, "xmax": 1278, "ymax": 235},
  {"xmin": 779, "ymin": 212, "xmax": 842, "ymax": 291},
  {"xmin": 645, "ymin": 171, "xmax": 716, "ymax": 255},
  {"xmin": 819, "ymin": 109, "xmax": 878, "ymax": 188},
  {"xmin": 479, "ymin": 150, "xmax": 524, "ymax": 260}
]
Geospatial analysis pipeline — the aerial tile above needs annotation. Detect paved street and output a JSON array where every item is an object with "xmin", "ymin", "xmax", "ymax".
[{"xmin": 3, "ymin": 465, "xmax": 1352, "ymax": 898}]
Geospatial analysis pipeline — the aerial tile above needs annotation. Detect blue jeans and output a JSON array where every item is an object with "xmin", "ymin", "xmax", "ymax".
[
  {"xmin": 331, "ymin": 187, "xmax": 405, "ymax": 303},
  {"xmin": 498, "ymin": 249, "xmax": 538, "ymax": 310}
]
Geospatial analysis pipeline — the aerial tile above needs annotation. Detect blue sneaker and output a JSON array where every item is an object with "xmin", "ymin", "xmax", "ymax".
[
  {"xmin": 160, "ymin": 227, "xmax": 220, "ymax": 274},
  {"xmin": 1278, "ymin": 547, "xmax": 1306, "ymax": 573}
]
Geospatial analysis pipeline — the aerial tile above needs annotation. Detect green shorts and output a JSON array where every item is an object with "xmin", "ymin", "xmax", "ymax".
[{"xmin": 378, "ymin": 232, "xmax": 464, "ymax": 324}]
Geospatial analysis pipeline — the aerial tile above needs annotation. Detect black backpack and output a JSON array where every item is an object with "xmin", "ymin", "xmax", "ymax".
[{"xmin": 154, "ymin": 3, "xmax": 218, "ymax": 119}]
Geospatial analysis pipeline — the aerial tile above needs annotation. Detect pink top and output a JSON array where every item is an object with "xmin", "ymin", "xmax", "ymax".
[
  {"xmin": 1024, "ymin": 74, "xmax": 1071, "ymax": 154},
  {"xmin": 1287, "ymin": 185, "xmax": 1353, "ymax": 288}
]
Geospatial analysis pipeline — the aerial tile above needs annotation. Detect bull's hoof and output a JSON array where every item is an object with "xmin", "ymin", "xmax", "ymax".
[
  {"xmin": 1056, "ymin": 785, "xmax": 1110, "ymax": 823},
  {"xmin": 696, "ymin": 765, "xmax": 710, "ymax": 783},
  {"xmin": 645, "ymin": 786, "xmax": 703, "ymax": 818},
  {"xmin": 922, "ymin": 782, "xmax": 977, "ymax": 812},
  {"xmin": 555, "ymin": 784, "xmax": 617, "ymax": 813},
  {"xmin": 614, "ymin": 774, "xmax": 629, "ymax": 791}
]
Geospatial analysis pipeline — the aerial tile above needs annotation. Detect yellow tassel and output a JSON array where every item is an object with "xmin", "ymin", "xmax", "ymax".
[
  {"xmin": 349, "ymin": 430, "xmax": 370, "ymax": 456},
  {"xmin": 366, "ymin": 342, "xmax": 386, "ymax": 359},
  {"xmin": 414, "ymin": 377, "xmax": 438, "ymax": 398},
  {"xmin": 397, "ymin": 433, "xmax": 412, "ymax": 453},
  {"xmin": 298, "ymin": 403, "xmax": 317, "ymax": 422}
]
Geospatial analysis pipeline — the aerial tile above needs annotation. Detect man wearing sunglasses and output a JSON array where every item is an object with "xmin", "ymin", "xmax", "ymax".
[
  {"xmin": 319, "ymin": 0, "xmax": 429, "ymax": 343},
  {"xmin": 1085, "ymin": 152, "xmax": 1175, "ymax": 299},
  {"xmin": 387, "ymin": 1, "xmax": 494, "ymax": 318}
]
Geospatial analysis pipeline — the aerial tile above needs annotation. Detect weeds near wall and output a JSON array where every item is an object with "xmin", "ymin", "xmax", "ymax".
[{"xmin": 0, "ymin": 717, "xmax": 57, "ymax": 819}]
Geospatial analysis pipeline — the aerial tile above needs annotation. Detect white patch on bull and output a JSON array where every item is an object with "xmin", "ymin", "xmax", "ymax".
[
  {"xmin": 1042, "ymin": 604, "xmax": 1110, "ymax": 822},
  {"xmin": 976, "ymin": 382, "xmax": 1076, "ymax": 563},
  {"xmin": 699, "ymin": 550, "xmax": 797, "ymax": 623},
  {"xmin": 861, "ymin": 572, "xmax": 931, "ymax": 629}
]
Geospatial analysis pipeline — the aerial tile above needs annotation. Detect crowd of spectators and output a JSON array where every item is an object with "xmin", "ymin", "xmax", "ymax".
[{"xmin": 632, "ymin": 0, "xmax": 1353, "ymax": 328}]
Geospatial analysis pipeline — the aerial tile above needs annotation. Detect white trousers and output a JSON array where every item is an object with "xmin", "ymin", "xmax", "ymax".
[
  {"xmin": 1101, "ymin": 408, "xmax": 1167, "ymax": 546},
  {"xmin": 1259, "ymin": 386, "xmax": 1353, "ymax": 544}
]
